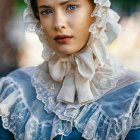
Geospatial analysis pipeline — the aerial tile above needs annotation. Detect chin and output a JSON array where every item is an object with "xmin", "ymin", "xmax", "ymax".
[
  {"xmin": 58, "ymin": 50, "xmax": 76, "ymax": 55},
  {"xmin": 56, "ymin": 47, "xmax": 79, "ymax": 55}
]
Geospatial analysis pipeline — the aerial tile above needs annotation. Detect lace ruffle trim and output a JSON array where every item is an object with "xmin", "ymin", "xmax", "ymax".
[
  {"xmin": 75, "ymin": 89, "xmax": 140, "ymax": 140},
  {"xmin": 31, "ymin": 62, "xmax": 127, "ymax": 113},
  {"xmin": 0, "ymin": 77, "xmax": 140, "ymax": 140},
  {"xmin": 0, "ymin": 77, "xmax": 30, "ymax": 140}
]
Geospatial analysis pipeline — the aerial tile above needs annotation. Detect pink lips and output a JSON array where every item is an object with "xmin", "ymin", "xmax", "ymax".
[{"xmin": 54, "ymin": 35, "xmax": 73, "ymax": 43}]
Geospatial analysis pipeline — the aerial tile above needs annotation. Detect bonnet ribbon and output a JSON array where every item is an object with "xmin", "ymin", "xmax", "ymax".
[{"xmin": 48, "ymin": 46, "xmax": 98, "ymax": 104}]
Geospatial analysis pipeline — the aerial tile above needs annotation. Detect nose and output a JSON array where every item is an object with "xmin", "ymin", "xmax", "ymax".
[{"xmin": 53, "ymin": 11, "xmax": 67, "ymax": 31}]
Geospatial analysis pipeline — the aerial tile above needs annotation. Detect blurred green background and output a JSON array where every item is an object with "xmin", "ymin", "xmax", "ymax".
[
  {"xmin": 0, "ymin": 0, "xmax": 140, "ymax": 77},
  {"xmin": 15, "ymin": 0, "xmax": 140, "ymax": 15}
]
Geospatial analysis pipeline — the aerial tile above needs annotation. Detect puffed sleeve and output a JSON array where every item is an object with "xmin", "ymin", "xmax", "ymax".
[
  {"xmin": 0, "ymin": 117, "xmax": 15, "ymax": 140},
  {"xmin": 0, "ymin": 69, "xmax": 54, "ymax": 140},
  {"xmin": 0, "ymin": 76, "xmax": 31, "ymax": 140}
]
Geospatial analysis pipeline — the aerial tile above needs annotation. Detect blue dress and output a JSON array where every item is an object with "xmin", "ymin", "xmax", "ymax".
[
  {"xmin": 0, "ymin": 66, "xmax": 140, "ymax": 140},
  {"xmin": 0, "ymin": 121, "xmax": 140, "ymax": 140}
]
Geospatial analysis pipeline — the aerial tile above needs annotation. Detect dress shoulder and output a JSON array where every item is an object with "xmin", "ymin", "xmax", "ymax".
[
  {"xmin": 74, "ymin": 69, "xmax": 140, "ymax": 140},
  {"xmin": 0, "ymin": 68, "xmax": 31, "ymax": 139},
  {"xmin": 0, "ymin": 67, "xmax": 53, "ymax": 140}
]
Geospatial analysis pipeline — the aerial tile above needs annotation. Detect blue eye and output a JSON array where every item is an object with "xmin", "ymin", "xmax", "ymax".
[
  {"xmin": 40, "ymin": 9, "xmax": 52, "ymax": 16},
  {"xmin": 67, "ymin": 5, "xmax": 77, "ymax": 11}
]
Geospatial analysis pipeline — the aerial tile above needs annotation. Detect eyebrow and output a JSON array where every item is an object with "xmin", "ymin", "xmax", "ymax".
[
  {"xmin": 38, "ymin": 0, "xmax": 79, "ymax": 9},
  {"xmin": 59, "ymin": 0, "xmax": 79, "ymax": 5}
]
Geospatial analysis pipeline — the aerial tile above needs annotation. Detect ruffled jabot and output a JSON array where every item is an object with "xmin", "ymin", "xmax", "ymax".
[
  {"xmin": 32, "ymin": 54, "xmax": 127, "ymax": 106},
  {"xmin": 42, "ymin": 35, "xmax": 125, "ymax": 104}
]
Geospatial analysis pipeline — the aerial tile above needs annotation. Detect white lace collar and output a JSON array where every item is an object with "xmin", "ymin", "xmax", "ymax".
[{"xmin": 31, "ymin": 57, "xmax": 126, "ymax": 106}]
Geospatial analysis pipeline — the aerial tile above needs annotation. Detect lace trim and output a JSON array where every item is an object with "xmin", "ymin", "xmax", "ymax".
[
  {"xmin": 30, "ymin": 64, "xmax": 140, "ymax": 140},
  {"xmin": 0, "ymin": 77, "xmax": 30, "ymax": 140},
  {"xmin": 0, "ymin": 77, "xmax": 54, "ymax": 140},
  {"xmin": 74, "ymin": 89, "xmax": 140, "ymax": 140},
  {"xmin": 31, "ymin": 61, "xmax": 127, "ymax": 110},
  {"xmin": 0, "ymin": 76, "xmax": 140, "ymax": 140}
]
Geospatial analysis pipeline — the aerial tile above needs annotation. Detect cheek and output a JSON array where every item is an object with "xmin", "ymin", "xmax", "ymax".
[
  {"xmin": 72, "ymin": 11, "xmax": 94, "ymax": 31},
  {"xmin": 74, "ymin": 17, "xmax": 93, "ymax": 38},
  {"xmin": 83, "ymin": 17, "xmax": 94, "ymax": 37},
  {"xmin": 42, "ymin": 26, "xmax": 52, "ymax": 39},
  {"xmin": 40, "ymin": 18, "xmax": 52, "ymax": 34}
]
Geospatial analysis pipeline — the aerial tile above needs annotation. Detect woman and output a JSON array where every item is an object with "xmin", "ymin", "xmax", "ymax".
[{"xmin": 0, "ymin": 0, "xmax": 140, "ymax": 139}]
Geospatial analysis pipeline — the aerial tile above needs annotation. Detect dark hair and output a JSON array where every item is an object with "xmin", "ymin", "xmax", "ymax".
[{"xmin": 30, "ymin": 0, "xmax": 40, "ymax": 20}]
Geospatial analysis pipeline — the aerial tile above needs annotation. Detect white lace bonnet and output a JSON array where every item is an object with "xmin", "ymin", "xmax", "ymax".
[
  {"xmin": 23, "ymin": 0, "xmax": 121, "ymax": 60},
  {"xmin": 23, "ymin": 0, "xmax": 126, "ymax": 104}
]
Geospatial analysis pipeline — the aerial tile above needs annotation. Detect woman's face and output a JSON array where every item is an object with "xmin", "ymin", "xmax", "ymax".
[{"xmin": 37, "ymin": 0, "xmax": 95, "ymax": 55}]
